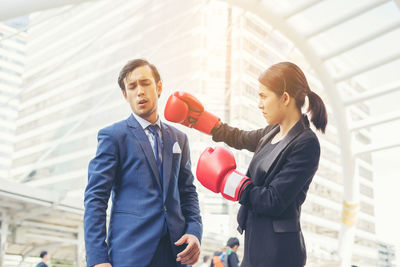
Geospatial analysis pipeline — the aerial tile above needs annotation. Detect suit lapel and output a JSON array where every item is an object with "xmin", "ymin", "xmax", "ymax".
[
  {"xmin": 252, "ymin": 115, "xmax": 309, "ymax": 180},
  {"xmin": 254, "ymin": 125, "xmax": 280, "ymax": 154},
  {"xmin": 126, "ymin": 114, "xmax": 162, "ymax": 190},
  {"xmin": 161, "ymin": 122, "xmax": 173, "ymax": 203}
]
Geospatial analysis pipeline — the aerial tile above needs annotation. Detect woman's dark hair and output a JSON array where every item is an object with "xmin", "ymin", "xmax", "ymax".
[
  {"xmin": 118, "ymin": 58, "xmax": 161, "ymax": 90},
  {"xmin": 258, "ymin": 62, "xmax": 327, "ymax": 133}
]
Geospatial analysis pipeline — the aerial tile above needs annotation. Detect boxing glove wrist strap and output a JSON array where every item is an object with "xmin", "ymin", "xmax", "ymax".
[{"xmin": 223, "ymin": 171, "xmax": 252, "ymax": 200}]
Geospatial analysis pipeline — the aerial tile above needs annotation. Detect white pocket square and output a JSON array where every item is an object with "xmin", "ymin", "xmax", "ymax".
[{"xmin": 172, "ymin": 142, "xmax": 181, "ymax": 154}]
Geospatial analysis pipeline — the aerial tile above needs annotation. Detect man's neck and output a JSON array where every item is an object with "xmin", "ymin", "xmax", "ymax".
[
  {"xmin": 142, "ymin": 109, "xmax": 158, "ymax": 124},
  {"xmin": 145, "ymin": 114, "xmax": 158, "ymax": 124},
  {"xmin": 132, "ymin": 112, "xmax": 160, "ymax": 127}
]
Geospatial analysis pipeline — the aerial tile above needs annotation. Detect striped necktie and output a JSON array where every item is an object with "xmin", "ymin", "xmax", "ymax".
[{"xmin": 147, "ymin": 125, "xmax": 163, "ymax": 184}]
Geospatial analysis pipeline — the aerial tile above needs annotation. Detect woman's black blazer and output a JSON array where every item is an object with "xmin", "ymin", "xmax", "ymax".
[{"xmin": 211, "ymin": 115, "xmax": 321, "ymax": 267}]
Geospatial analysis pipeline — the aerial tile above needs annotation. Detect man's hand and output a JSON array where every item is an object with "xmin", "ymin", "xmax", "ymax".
[
  {"xmin": 94, "ymin": 263, "xmax": 112, "ymax": 267},
  {"xmin": 175, "ymin": 234, "xmax": 200, "ymax": 265}
]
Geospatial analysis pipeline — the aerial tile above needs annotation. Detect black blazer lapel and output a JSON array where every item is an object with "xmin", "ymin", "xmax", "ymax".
[
  {"xmin": 251, "ymin": 115, "xmax": 309, "ymax": 180},
  {"xmin": 126, "ymin": 114, "xmax": 162, "ymax": 190},
  {"xmin": 254, "ymin": 125, "xmax": 280, "ymax": 154},
  {"xmin": 161, "ymin": 122, "xmax": 173, "ymax": 203}
]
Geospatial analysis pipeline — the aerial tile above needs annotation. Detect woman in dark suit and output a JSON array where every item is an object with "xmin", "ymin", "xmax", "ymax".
[
  {"xmin": 164, "ymin": 61, "xmax": 327, "ymax": 267},
  {"xmin": 209, "ymin": 62, "xmax": 327, "ymax": 267}
]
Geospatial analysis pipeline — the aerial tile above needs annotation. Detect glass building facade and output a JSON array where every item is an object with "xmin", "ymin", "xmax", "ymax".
[{"xmin": 0, "ymin": 23, "xmax": 25, "ymax": 180}]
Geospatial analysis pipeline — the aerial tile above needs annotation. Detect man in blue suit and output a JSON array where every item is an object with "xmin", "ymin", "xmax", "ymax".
[{"xmin": 84, "ymin": 59, "xmax": 202, "ymax": 267}]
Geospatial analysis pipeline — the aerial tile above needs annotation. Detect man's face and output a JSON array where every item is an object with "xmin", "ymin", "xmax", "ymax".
[{"xmin": 122, "ymin": 65, "xmax": 162, "ymax": 122}]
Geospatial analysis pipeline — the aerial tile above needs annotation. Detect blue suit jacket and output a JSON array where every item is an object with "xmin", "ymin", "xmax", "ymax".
[{"xmin": 84, "ymin": 114, "xmax": 202, "ymax": 267}]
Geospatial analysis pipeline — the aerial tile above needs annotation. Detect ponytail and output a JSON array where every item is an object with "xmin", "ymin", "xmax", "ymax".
[
  {"xmin": 258, "ymin": 61, "xmax": 328, "ymax": 133},
  {"xmin": 307, "ymin": 90, "xmax": 327, "ymax": 133}
]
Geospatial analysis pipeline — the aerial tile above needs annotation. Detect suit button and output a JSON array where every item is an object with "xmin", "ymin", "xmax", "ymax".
[{"xmin": 163, "ymin": 206, "xmax": 167, "ymax": 212}]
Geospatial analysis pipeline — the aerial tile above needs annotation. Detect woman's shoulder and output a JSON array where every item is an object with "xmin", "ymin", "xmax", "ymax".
[{"xmin": 293, "ymin": 128, "xmax": 320, "ymax": 150}]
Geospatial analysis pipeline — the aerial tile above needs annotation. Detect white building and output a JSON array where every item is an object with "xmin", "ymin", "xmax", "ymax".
[
  {"xmin": 0, "ymin": 21, "xmax": 25, "ymax": 180},
  {"xmin": 377, "ymin": 240, "xmax": 397, "ymax": 267}
]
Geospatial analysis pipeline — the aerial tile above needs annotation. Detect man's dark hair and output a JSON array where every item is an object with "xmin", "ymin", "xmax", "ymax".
[
  {"xmin": 226, "ymin": 237, "xmax": 239, "ymax": 248},
  {"xmin": 118, "ymin": 58, "xmax": 161, "ymax": 90},
  {"xmin": 40, "ymin": 251, "xmax": 48, "ymax": 258}
]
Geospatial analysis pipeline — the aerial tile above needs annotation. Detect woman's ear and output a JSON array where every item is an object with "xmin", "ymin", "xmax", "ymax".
[{"xmin": 282, "ymin": 91, "xmax": 291, "ymax": 106}]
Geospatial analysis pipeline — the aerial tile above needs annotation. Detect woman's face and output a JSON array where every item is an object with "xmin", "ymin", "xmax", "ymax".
[{"xmin": 258, "ymin": 83, "xmax": 285, "ymax": 125}]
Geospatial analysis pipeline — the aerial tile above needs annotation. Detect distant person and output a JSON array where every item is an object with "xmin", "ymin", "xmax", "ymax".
[
  {"xmin": 36, "ymin": 251, "xmax": 50, "ymax": 267},
  {"xmin": 199, "ymin": 255, "xmax": 211, "ymax": 267},
  {"xmin": 210, "ymin": 237, "xmax": 240, "ymax": 267}
]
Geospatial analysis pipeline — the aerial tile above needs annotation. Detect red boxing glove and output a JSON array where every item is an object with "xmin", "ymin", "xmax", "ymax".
[
  {"xmin": 196, "ymin": 147, "xmax": 252, "ymax": 201},
  {"xmin": 164, "ymin": 91, "xmax": 220, "ymax": 134}
]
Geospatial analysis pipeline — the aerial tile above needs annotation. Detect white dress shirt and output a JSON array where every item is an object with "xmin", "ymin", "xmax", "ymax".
[{"xmin": 132, "ymin": 113, "xmax": 163, "ymax": 161}]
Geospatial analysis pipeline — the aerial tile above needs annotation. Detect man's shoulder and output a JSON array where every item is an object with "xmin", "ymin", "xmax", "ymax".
[
  {"xmin": 98, "ymin": 118, "xmax": 128, "ymax": 136},
  {"xmin": 162, "ymin": 121, "xmax": 187, "ymax": 139},
  {"xmin": 36, "ymin": 262, "xmax": 47, "ymax": 267}
]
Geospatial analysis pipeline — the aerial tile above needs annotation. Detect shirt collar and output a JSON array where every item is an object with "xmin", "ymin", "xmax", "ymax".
[{"xmin": 132, "ymin": 112, "xmax": 161, "ymax": 130}]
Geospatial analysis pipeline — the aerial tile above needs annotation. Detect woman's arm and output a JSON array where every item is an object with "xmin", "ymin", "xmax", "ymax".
[
  {"xmin": 239, "ymin": 136, "xmax": 320, "ymax": 216},
  {"xmin": 211, "ymin": 123, "xmax": 273, "ymax": 152}
]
